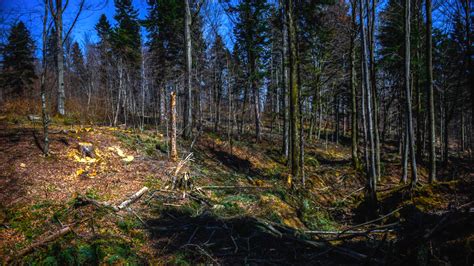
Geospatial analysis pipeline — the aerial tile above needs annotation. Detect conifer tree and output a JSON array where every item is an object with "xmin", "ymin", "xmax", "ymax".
[{"xmin": 1, "ymin": 21, "xmax": 36, "ymax": 97}]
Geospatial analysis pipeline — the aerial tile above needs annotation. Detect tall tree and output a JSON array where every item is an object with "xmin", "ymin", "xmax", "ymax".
[
  {"xmin": 234, "ymin": 0, "xmax": 270, "ymax": 142},
  {"xmin": 48, "ymin": 0, "xmax": 85, "ymax": 116},
  {"xmin": 404, "ymin": 0, "xmax": 418, "ymax": 185},
  {"xmin": 1, "ymin": 21, "xmax": 36, "ymax": 97},
  {"xmin": 183, "ymin": 0, "xmax": 193, "ymax": 139},
  {"xmin": 360, "ymin": 0, "xmax": 377, "ymax": 202},
  {"xmin": 426, "ymin": 0, "xmax": 436, "ymax": 183},
  {"xmin": 286, "ymin": 0, "xmax": 299, "ymax": 178},
  {"xmin": 349, "ymin": 0, "xmax": 360, "ymax": 169}
]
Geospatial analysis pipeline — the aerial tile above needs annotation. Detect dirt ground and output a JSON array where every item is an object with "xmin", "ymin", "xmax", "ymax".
[{"xmin": 0, "ymin": 117, "xmax": 473, "ymax": 265}]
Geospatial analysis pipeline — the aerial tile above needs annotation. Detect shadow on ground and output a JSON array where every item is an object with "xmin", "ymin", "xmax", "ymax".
[{"xmin": 146, "ymin": 209, "xmax": 356, "ymax": 265}]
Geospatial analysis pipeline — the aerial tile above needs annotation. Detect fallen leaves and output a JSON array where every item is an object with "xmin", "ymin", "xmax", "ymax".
[{"xmin": 108, "ymin": 146, "xmax": 134, "ymax": 162}]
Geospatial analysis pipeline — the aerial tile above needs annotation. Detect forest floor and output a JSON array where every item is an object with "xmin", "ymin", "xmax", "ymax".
[{"xmin": 0, "ymin": 114, "xmax": 473, "ymax": 265}]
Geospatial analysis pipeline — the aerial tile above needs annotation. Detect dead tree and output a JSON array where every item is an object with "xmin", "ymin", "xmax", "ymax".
[{"xmin": 170, "ymin": 91, "xmax": 178, "ymax": 162}]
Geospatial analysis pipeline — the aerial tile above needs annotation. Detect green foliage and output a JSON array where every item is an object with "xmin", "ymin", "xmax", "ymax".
[
  {"xmin": 85, "ymin": 188, "xmax": 100, "ymax": 200},
  {"xmin": 170, "ymin": 252, "xmax": 191, "ymax": 266},
  {"xmin": 300, "ymin": 199, "xmax": 335, "ymax": 231},
  {"xmin": 111, "ymin": 0, "xmax": 142, "ymax": 65},
  {"xmin": 1, "ymin": 21, "xmax": 36, "ymax": 97},
  {"xmin": 23, "ymin": 236, "xmax": 142, "ymax": 265},
  {"xmin": 115, "ymin": 132, "xmax": 167, "ymax": 157},
  {"xmin": 117, "ymin": 217, "xmax": 140, "ymax": 233}
]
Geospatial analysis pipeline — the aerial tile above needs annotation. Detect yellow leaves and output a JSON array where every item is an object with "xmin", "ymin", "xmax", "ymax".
[
  {"xmin": 254, "ymin": 179, "xmax": 264, "ymax": 187},
  {"xmin": 122, "ymin": 155, "xmax": 134, "ymax": 162},
  {"xmin": 74, "ymin": 154, "xmax": 97, "ymax": 164},
  {"xmin": 75, "ymin": 167, "xmax": 97, "ymax": 179},
  {"xmin": 67, "ymin": 148, "xmax": 98, "ymax": 164},
  {"xmin": 76, "ymin": 168, "xmax": 85, "ymax": 177},
  {"xmin": 20, "ymin": 163, "xmax": 26, "ymax": 168},
  {"xmin": 108, "ymin": 146, "xmax": 134, "ymax": 162},
  {"xmin": 287, "ymin": 174, "xmax": 292, "ymax": 187},
  {"xmin": 78, "ymin": 142, "xmax": 93, "ymax": 146}
]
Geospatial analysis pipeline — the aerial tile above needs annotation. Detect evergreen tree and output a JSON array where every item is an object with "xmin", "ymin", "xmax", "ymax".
[
  {"xmin": 234, "ymin": 0, "xmax": 270, "ymax": 141},
  {"xmin": 112, "ymin": 0, "xmax": 142, "ymax": 66},
  {"xmin": 96, "ymin": 14, "xmax": 112, "ymax": 43},
  {"xmin": 71, "ymin": 42, "xmax": 84, "ymax": 75},
  {"xmin": 1, "ymin": 21, "xmax": 36, "ymax": 97}
]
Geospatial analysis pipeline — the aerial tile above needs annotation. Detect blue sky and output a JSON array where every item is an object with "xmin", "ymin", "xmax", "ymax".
[{"xmin": 0, "ymin": 0, "xmax": 236, "ymax": 53}]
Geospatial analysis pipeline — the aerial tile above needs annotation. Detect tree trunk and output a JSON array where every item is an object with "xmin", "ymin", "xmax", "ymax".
[
  {"xmin": 183, "ymin": 0, "xmax": 192, "ymax": 139},
  {"xmin": 287, "ymin": 0, "xmax": 299, "ymax": 178},
  {"xmin": 350, "ymin": 0, "xmax": 359, "ymax": 169},
  {"xmin": 367, "ymin": 0, "xmax": 381, "ymax": 181},
  {"xmin": 281, "ymin": 0, "xmax": 289, "ymax": 159},
  {"xmin": 55, "ymin": 0, "xmax": 65, "ymax": 116},
  {"xmin": 404, "ymin": 0, "xmax": 418, "ymax": 185},
  {"xmin": 41, "ymin": 0, "xmax": 49, "ymax": 156},
  {"xmin": 426, "ymin": 0, "xmax": 436, "ymax": 182},
  {"xmin": 360, "ymin": 0, "xmax": 377, "ymax": 203},
  {"xmin": 170, "ymin": 92, "xmax": 178, "ymax": 162}
]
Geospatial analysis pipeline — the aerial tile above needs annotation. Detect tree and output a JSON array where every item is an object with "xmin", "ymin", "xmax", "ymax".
[
  {"xmin": 40, "ymin": 0, "xmax": 50, "ymax": 156},
  {"xmin": 1, "ymin": 21, "xmax": 36, "ymax": 97},
  {"xmin": 426, "ymin": 0, "xmax": 436, "ymax": 183},
  {"xmin": 48, "ymin": 0, "xmax": 85, "ymax": 116},
  {"xmin": 349, "ymin": 0, "xmax": 359, "ymax": 169},
  {"xmin": 234, "ymin": 0, "xmax": 270, "ymax": 142},
  {"xmin": 183, "ymin": 0, "xmax": 192, "ymax": 139},
  {"xmin": 360, "ymin": 0, "xmax": 377, "ymax": 202},
  {"xmin": 286, "ymin": 0, "xmax": 299, "ymax": 178},
  {"xmin": 404, "ymin": 0, "xmax": 418, "ymax": 185},
  {"xmin": 112, "ymin": 0, "xmax": 141, "ymax": 67}
]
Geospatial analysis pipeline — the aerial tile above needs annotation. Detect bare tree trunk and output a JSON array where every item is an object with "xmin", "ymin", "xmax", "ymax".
[
  {"xmin": 367, "ymin": 0, "xmax": 381, "ymax": 181},
  {"xmin": 170, "ymin": 92, "xmax": 178, "ymax": 162},
  {"xmin": 55, "ymin": 0, "xmax": 65, "ymax": 116},
  {"xmin": 183, "ymin": 0, "xmax": 192, "ymax": 139},
  {"xmin": 404, "ymin": 0, "xmax": 418, "ymax": 185},
  {"xmin": 287, "ymin": 0, "xmax": 299, "ymax": 178},
  {"xmin": 350, "ymin": 0, "xmax": 359, "ymax": 169},
  {"xmin": 41, "ymin": 0, "xmax": 49, "ymax": 156},
  {"xmin": 426, "ymin": 0, "xmax": 436, "ymax": 182},
  {"xmin": 281, "ymin": 0, "xmax": 289, "ymax": 159},
  {"xmin": 360, "ymin": 0, "xmax": 377, "ymax": 203}
]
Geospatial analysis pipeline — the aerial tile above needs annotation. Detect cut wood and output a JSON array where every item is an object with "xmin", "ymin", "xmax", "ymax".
[
  {"xmin": 117, "ymin": 187, "xmax": 149, "ymax": 210},
  {"xmin": 197, "ymin": 185, "xmax": 273, "ymax": 190}
]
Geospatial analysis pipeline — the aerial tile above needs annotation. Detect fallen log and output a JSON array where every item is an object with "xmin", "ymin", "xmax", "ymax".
[
  {"xmin": 76, "ymin": 186, "xmax": 149, "ymax": 212},
  {"xmin": 14, "ymin": 226, "xmax": 72, "ymax": 259},
  {"xmin": 197, "ymin": 185, "xmax": 273, "ymax": 190},
  {"xmin": 117, "ymin": 187, "xmax": 149, "ymax": 210},
  {"xmin": 305, "ymin": 229, "xmax": 395, "ymax": 235}
]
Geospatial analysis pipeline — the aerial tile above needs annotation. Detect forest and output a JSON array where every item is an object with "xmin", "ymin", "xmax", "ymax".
[{"xmin": 0, "ymin": 0, "xmax": 473, "ymax": 264}]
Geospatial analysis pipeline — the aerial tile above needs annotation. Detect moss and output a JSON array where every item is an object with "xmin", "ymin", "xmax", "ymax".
[
  {"xmin": 117, "ymin": 217, "xmax": 140, "ymax": 234},
  {"xmin": 144, "ymin": 174, "xmax": 162, "ymax": 189},
  {"xmin": 115, "ymin": 132, "xmax": 167, "ymax": 157},
  {"xmin": 170, "ymin": 252, "xmax": 191, "ymax": 266},
  {"xmin": 300, "ymin": 199, "xmax": 336, "ymax": 231},
  {"xmin": 85, "ymin": 188, "xmax": 100, "ymax": 200}
]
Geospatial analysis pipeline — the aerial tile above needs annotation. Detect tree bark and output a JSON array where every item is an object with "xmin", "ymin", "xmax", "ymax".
[
  {"xmin": 360, "ymin": 0, "xmax": 377, "ymax": 203},
  {"xmin": 41, "ymin": 0, "xmax": 49, "ymax": 156},
  {"xmin": 183, "ymin": 0, "xmax": 193, "ymax": 139},
  {"xmin": 281, "ymin": 0, "xmax": 289, "ymax": 159},
  {"xmin": 350, "ymin": 0, "xmax": 359, "ymax": 169},
  {"xmin": 53, "ymin": 0, "xmax": 65, "ymax": 116},
  {"xmin": 287, "ymin": 0, "xmax": 299, "ymax": 178},
  {"xmin": 426, "ymin": 0, "xmax": 436, "ymax": 182},
  {"xmin": 170, "ymin": 92, "xmax": 178, "ymax": 162},
  {"xmin": 404, "ymin": 0, "xmax": 418, "ymax": 185}
]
